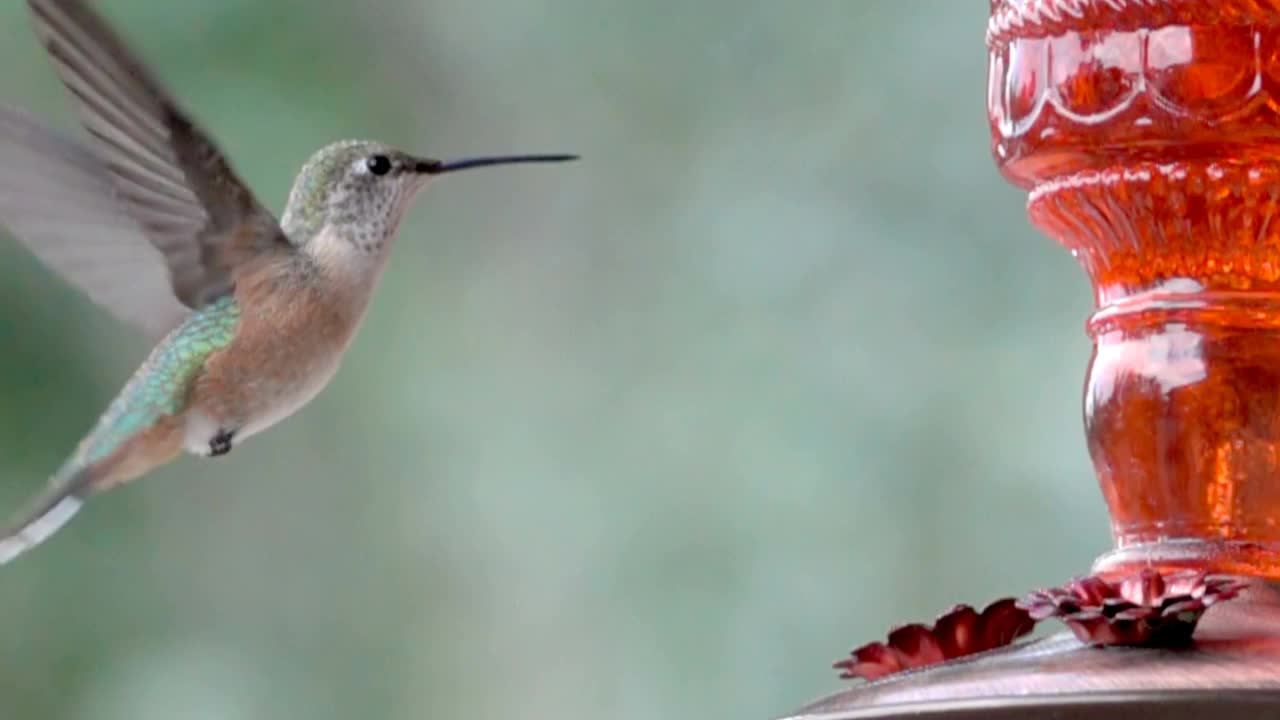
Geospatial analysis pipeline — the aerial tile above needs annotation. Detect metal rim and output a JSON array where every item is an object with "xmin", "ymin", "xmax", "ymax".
[{"xmin": 781, "ymin": 690, "xmax": 1280, "ymax": 720}]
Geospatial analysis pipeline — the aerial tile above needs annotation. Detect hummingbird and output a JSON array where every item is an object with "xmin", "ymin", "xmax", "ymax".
[{"xmin": 0, "ymin": 0, "xmax": 576, "ymax": 565}]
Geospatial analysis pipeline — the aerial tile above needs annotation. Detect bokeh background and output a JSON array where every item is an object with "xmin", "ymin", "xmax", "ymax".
[{"xmin": 0, "ymin": 2, "xmax": 1107, "ymax": 719}]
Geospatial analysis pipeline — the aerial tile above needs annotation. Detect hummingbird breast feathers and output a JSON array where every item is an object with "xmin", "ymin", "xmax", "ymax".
[{"xmin": 182, "ymin": 252, "xmax": 372, "ymax": 455}]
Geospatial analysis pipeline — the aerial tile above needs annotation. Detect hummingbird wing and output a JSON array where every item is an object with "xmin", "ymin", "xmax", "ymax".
[
  {"xmin": 0, "ymin": 104, "xmax": 190, "ymax": 339},
  {"xmin": 26, "ymin": 0, "xmax": 289, "ymax": 311}
]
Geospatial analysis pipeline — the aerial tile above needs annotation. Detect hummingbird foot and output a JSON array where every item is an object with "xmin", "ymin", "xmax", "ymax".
[{"xmin": 208, "ymin": 428, "xmax": 236, "ymax": 457}]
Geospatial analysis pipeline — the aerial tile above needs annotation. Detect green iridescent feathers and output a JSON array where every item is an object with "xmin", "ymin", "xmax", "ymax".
[{"xmin": 74, "ymin": 296, "xmax": 241, "ymax": 466}]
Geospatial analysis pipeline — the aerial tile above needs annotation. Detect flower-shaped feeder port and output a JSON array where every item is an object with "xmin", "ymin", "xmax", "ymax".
[
  {"xmin": 1018, "ymin": 569, "xmax": 1248, "ymax": 648},
  {"xmin": 833, "ymin": 598, "xmax": 1035, "ymax": 681}
]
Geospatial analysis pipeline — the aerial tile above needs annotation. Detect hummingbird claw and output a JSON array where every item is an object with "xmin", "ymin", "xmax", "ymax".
[{"xmin": 208, "ymin": 428, "xmax": 236, "ymax": 457}]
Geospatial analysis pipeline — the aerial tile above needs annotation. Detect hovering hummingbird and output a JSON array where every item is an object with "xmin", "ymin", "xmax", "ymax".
[{"xmin": 0, "ymin": 0, "xmax": 576, "ymax": 565}]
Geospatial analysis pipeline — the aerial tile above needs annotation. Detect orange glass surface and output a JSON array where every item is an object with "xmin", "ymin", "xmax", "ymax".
[{"xmin": 989, "ymin": 0, "xmax": 1280, "ymax": 578}]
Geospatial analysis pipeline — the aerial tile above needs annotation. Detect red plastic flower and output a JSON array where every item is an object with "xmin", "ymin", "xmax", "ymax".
[
  {"xmin": 834, "ymin": 598, "xmax": 1035, "ymax": 681},
  {"xmin": 1018, "ymin": 569, "xmax": 1247, "ymax": 648}
]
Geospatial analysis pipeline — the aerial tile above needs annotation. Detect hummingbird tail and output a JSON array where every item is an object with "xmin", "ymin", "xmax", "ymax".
[{"xmin": 0, "ymin": 467, "xmax": 91, "ymax": 566}]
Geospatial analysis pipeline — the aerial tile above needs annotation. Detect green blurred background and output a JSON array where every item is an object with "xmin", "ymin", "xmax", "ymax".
[{"xmin": 0, "ymin": 2, "xmax": 1107, "ymax": 719}]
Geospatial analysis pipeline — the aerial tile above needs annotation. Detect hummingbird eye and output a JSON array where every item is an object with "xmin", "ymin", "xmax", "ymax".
[{"xmin": 366, "ymin": 155, "xmax": 392, "ymax": 176}]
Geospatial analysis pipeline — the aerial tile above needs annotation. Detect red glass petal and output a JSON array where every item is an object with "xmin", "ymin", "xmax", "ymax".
[
  {"xmin": 886, "ymin": 624, "xmax": 946, "ymax": 668},
  {"xmin": 977, "ymin": 598, "xmax": 1036, "ymax": 650},
  {"xmin": 1019, "ymin": 598, "xmax": 1059, "ymax": 621},
  {"xmin": 1203, "ymin": 576, "xmax": 1249, "ymax": 603},
  {"xmin": 1119, "ymin": 567, "xmax": 1166, "ymax": 605},
  {"xmin": 1162, "ymin": 569, "xmax": 1208, "ymax": 598},
  {"xmin": 932, "ymin": 605, "xmax": 981, "ymax": 657},
  {"xmin": 834, "ymin": 642, "xmax": 902, "ymax": 681},
  {"xmin": 1112, "ymin": 606, "xmax": 1159, "ymax": 622},
  {"xmin": 1069, "ymin": 576, "xmax": 1118, "ymax": 605},
  {"xmin": 1064, "ymin": 614, "xmax": 1114, "ymax": 644}
]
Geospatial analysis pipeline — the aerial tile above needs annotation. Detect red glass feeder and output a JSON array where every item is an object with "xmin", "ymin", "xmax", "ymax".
[{"xmin": 782, "ymin": 2, "xmax": 1280, "ymax": 717}]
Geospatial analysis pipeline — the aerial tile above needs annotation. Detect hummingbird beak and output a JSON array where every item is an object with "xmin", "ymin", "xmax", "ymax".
[{"xmin": 414, "ymin": 154, "xmax": 579, "ymax": 175}]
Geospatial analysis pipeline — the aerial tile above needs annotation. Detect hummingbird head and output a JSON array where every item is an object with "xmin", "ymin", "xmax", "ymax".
[{"xmin": 281, "ymin": 140, "xmax": 575, "ymax": 256}]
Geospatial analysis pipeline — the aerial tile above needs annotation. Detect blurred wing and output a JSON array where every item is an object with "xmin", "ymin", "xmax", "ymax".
[
  {"xmin": 27, "ymin": 0, "xmax": 289, "ymax": 310},
  {"xmin": 0, "ymin": 104, "xmax": 189, "ymax": 340}
]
